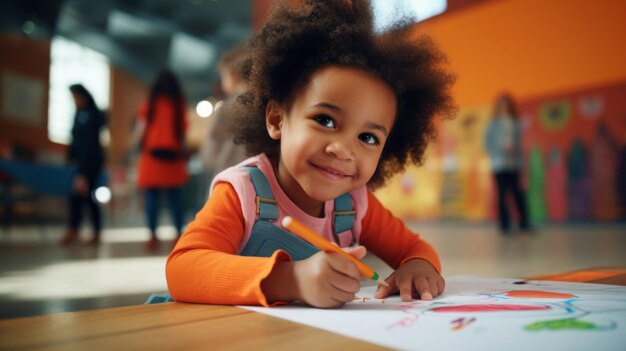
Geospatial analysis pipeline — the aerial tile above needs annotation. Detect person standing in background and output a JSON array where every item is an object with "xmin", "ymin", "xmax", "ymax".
[
  {"xmin": 61, "ymin": 84, "xmax": 106, "ymax": 245},
  {"xmin": 135, "ymin": 71, "xmax": 189, "ymax": 250},
  {"xmin": 200, "ymin": 43, "xmax": 250, "ymax": 179},
  {"xmin": 485, "ymin": 93, "xmax": 530, "ymax": 234}
]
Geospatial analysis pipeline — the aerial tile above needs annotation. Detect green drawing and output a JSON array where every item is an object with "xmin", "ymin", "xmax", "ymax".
[
  {"xmin": 525, "ymin": 318, "xmax": 600, "ymax": 331},
  {"xmin": 528, "ymin": 146, "xmax": 547, "ymax": 224}
]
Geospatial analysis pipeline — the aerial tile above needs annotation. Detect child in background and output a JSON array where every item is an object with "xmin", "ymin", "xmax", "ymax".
[
  {"xmin": 166, "ymin": 0, "xmax": 455, "ymax": 308},
  {"xmin": 484, "ymin": 93, "xmax": 530, "ymax": 233},
  {"xmin": 136, "ymin": 71, "xmax": 189, "ymax": 250},
  {"xmin": 200, "ymin": 43, "xmax": 250, "ymax": 178}
]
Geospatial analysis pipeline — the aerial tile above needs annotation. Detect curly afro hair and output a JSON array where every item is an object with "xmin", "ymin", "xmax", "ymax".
[{"xmin": 232, "ymin": 0, "xmax": 456, "ymax": 189}]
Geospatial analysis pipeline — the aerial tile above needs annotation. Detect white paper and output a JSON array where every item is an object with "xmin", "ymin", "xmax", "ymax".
[{"xmin": 241, "ymin": 276, "xmax": 626, "ymax": 351}]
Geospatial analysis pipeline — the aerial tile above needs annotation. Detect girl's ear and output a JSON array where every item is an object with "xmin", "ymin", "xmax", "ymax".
[{"xmin": 266, "ymin": 100, "xmax": 284, "ymax": 140}]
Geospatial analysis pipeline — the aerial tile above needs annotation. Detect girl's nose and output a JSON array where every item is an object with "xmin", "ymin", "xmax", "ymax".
[{"xmin": 325, "ymin": 140, "xmax": 353, "ymax": 161}]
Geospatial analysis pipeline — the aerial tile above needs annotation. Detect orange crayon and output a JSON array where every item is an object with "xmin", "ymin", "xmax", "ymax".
[{"xmin": 282, "ymin": 216, "xmax": 389, "ymax": 286}]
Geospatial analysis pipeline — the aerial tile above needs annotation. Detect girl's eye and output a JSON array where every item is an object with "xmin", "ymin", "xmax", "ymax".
[
  {"xmin": 359, "ymin": 133, "xmax": 379, "ymax": 145},
  {"xmin": 313, "ymin": 114, "xmax": 335, "ymax": 128}
]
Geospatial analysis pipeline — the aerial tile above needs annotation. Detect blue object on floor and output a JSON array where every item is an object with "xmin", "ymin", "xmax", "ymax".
[
  {"xmin": 0, "ymin": 159, "xmax": 107, "ymax": 197},
  {"xmin": 145, "ymin": 293, "xmax": 174, "ymax": 304}
]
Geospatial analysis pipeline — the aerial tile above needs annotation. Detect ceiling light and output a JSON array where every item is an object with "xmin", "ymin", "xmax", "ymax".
[
  {"xmin": 94, "ymin": 186, "xmax": 112, "ymax": 204},
  {"xmin": 196, "ymin": 100, "xmax": 213, "ymax": 117}
]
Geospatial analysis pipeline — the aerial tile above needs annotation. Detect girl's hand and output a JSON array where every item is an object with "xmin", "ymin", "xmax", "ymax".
[
  {"xmin": 374, "ymin": 259, "xmax": 444, "ymax": 302},
  {"xmin": 291, "ymin": 246, "xmax": 366, "ymax": 308},
  {"xmin": 73, "ymin": 175, "xmax": 89, "ymax": 196}
]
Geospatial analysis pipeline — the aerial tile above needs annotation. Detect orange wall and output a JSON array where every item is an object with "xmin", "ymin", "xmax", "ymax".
[
  {"xmin": 417, "ymin": 0, "xmax": 626, "ymax": 106},
  {"xmin": 252, "ymin": 0, "xmax": 274, "ymax": 32}
]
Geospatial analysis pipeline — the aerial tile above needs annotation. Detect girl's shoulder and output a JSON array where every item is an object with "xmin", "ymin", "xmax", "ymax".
[{"xmin": 210, "ymin": 155, "xmax": 261, "ymax": 190}]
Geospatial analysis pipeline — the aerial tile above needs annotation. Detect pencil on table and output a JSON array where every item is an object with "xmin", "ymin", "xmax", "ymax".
[{"xmin": 281, "ymin": 216, "xmax": 389, "ymax": 287}]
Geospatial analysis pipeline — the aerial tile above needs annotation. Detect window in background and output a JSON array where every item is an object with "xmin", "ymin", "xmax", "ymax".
[
  {"xmin": 371, "ymin": 0, "xmax": 447, "ymax": 33},
  {"xmin": 48, "ymin": 36, "xmax": 109, "ymax": 145}
]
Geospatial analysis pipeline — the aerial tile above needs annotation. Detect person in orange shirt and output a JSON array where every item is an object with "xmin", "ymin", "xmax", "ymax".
[
  {"xmin": 166, "ymin": 0, "xmax": 455, "ymax": 308},
  {"xmin": 136, "ymin": 71, "xmax": 189, "ymax": 250}
]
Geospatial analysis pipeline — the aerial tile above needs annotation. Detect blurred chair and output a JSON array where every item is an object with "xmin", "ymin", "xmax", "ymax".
[
  {"xmin": 0, "ymin": 157, "xmax": 108, "ymax": 240},
  {"xmin": 0, "ymin": 159, "xmax": 75, "ymax": 241},
  {"xmin": 0, "ymin": 169, "xmax": 46, "ymax": 240}
]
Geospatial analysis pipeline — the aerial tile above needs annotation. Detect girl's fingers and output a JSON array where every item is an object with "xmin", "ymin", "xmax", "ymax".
[
  {"xmin": 413, "ymin": 277, "xmax": 433, "ymax": 300},
  {"xmin": 427, "ymin": 275, "xmax": 439, "ymax": 297},
  {"xmin": 375, "ymin": 276, "xmax": 397, "ymax": 299},
  {"xmin": 398, "ymin": 276, "xmax": 414, "ymax": 302},
  {"xmin": 323, "ymin": 270, "xmax": 358, "ymax": 303},
  {"xmin": 329, "ymin": 285, "xmax": 357, "ymax": 304},
  {"xmin": 374, "ymin": 284, "xmax": 389, "ymax": 299},
  {"xmin": 374, "ymin": 273, "xmax": 445, "ymax": 301},
  {"xmin": 326, "ymin": 253, "xmax": 360, "ymax": 279},
  {"xmin": 327, "ymin": 268, "xmax": 361, "ymax": 295},
  {"xmin": 342, "ymin": 245, "xmax": 367, "ymax": 260}
]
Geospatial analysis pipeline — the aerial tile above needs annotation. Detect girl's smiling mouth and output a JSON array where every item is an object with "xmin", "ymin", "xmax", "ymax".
[{"xmin": 309, "ymin": 162, "xmax": 355, "ymax": 180}]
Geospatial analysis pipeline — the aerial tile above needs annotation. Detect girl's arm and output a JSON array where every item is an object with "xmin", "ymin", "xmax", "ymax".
[
  {"xmin": 359, "ymin": 191, "xmax": 441, "ymax": 272},
  {"xmin": 166, "ymin": 182, "xmax": 291, "ymax": 306},
  {"xmin": 167, "ymin": 182, "xmax": 362, "ymax": 308},
  {"xmin": 359, "ymin": 191, "xmax": 444, "ymax": 301}
]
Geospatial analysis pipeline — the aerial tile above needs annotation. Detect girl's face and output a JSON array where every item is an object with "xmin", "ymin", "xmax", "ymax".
[
  {"xmin": 72, "ymin": 92, "xmax": 86, "ymax": 109},
  {"xmin": 266, "ymin": 65, "xmax": 396, "ymax": 217},
  {"xmin": 219, "ymin": 68, "xmax": 247, "ymax": 96},
  {"xmin": 496, "ymin": 98, "xmax": 510, "ymax": 117}
]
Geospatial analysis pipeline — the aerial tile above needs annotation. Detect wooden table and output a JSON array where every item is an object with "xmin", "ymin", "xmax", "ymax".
[
  {"xmin": 0, "ymin": 302, "xmax": 385, "ymax": 351},
  {"xmin": 1, "ymin": 267, "xmax": 624, "ymax": 351}
]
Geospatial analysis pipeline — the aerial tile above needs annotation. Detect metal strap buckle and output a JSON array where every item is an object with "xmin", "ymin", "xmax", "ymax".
[
  {"xmin": 333, "ymin": 210, "xmax": 356, "ymax": 220},
  {"xmin": 332, "ymin": 210, "xmax": 357, "ymax": 246},
  {"xmin": 255, "ymin": 196, "xmax": 277, "ymax": 215}
]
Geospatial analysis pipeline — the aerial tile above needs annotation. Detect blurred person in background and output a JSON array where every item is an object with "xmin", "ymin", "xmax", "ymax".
[
  {"xmin": 485, "ymin": 93, "xmax": 530, "ymax": 234},
  {"xmin": 135, "ymin": 70, "xmax": 189, "ymax": 250},
  {"xmin": 200, "ymin": 43, "xmax": 250, "ymax": 180},
  {"xmin": 61, "ymin": 84, "xmax": 106, "ymax": 245}
]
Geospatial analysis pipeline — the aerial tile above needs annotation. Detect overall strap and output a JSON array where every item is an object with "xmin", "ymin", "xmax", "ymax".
[
  {"xmin": 333, "ymin": 193, "xmax": 355, "ymax": 243},
  {"xmin": 243, "ymin": 166, "xmax": 278, "ymax": 221},
  {"xmin": 239, "ymin": 166, "xmax": 320, "ymax": 259}
]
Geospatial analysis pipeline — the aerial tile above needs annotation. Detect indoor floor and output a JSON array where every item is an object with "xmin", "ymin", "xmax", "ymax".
[{"xmin": 1, "ymin": 222, "xmax": 625, "ymax": 320}]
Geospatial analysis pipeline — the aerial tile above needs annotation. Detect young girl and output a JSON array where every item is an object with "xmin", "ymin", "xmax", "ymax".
[
  {"xmin": 484, "ymin": 93, "xmax": 530, "ymax": 233},
  {"xmin": 136, "ymin": 70, "xmax": 189, "ymax": 250},
  {"xmin": 166, "ymin": 0, "xmax": 455, "ymax": 308}
]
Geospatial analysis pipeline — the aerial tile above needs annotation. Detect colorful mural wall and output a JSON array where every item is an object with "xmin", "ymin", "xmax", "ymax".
[{"xmin": 376, "ymin": 81, "xmax": 626, "ymax": 222}]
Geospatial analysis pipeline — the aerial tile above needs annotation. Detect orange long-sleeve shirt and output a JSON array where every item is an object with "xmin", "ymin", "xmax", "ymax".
[
  {"xmin": 166, "ymin": 182, "xmax": 441, "ymax": 306},
  {"xmin": 137, "ymin": 97, "xmax": 189, "ymax": 188}
]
